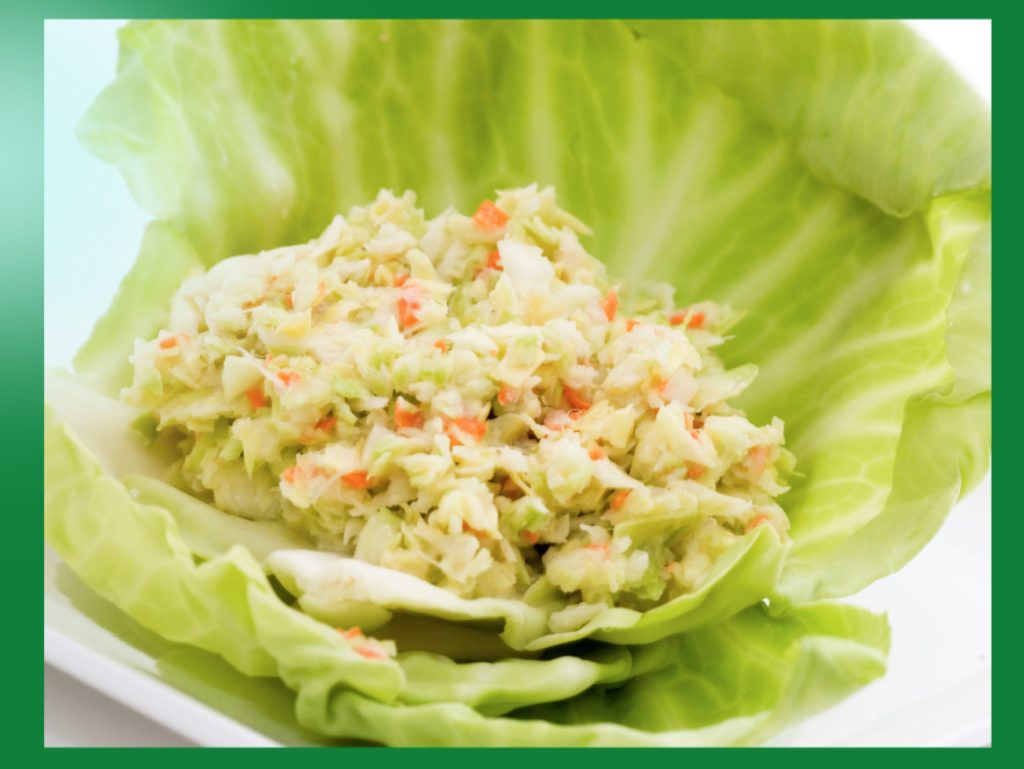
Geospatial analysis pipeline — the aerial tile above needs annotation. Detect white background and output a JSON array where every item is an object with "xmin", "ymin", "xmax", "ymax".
[{"xmin": 43, "ymin": 19, "xmax": 992, "ymax": 747}]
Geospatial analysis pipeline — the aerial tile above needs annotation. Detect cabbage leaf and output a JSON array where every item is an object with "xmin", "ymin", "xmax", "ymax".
[{"xmin": 47, "ymin": 19, "xmax": 990, "ymax": 744}]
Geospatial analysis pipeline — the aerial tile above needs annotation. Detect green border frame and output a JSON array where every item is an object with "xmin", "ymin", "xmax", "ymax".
[{"xmin": 10, "ymin": 0, "xmax": 1006, "ymax": 760}]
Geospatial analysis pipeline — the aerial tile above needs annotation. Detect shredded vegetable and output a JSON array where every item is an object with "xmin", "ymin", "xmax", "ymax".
[{"xmin": 124, "ymin": 185, "xmax": 792, "ymax": 612}]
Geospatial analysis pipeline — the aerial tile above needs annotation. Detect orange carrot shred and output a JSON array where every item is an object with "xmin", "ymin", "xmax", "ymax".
[
  {"xmin": 158, "ymin": 335, "xmax": 179, "ymax": 350},
  {"xmin": 745, "ymin": 445, "xmax": 769, "ymax": 480},
  {"xmin": 316, "ymin": 415, "xmax": 337, "ymax": 432},
  {"xmin": 745, "ymin": 513, "xmax": 770, "ymax": 533},
  {"xmin": 245, "ymin": 386, "xmax": 267, "ymax": 409},
  {"xmin": 497, "ymin": 385, "xmax": 519, "ymax": 406},
  {"xmin": 445, "ymin": 417, "xmax": 487, "ymax": 446},
  {"xmin": 462, "ymin": 520, "xmax": 489, "ymax": 538},
  {"xmin": 563, "ymin": 385, "xmax": 591, "ymax": 411},
  {"xmin": 687, "ymin": 464, "xmax": 706, "ymax": 480},
  {"xmin": 610, "ymin": 490, "xmax": 631, "ymax": 511},
  {"xmin": 341, "ymin": 470, "xmax": 373, "ymax": 489},
  {"xmin": 522, "ymin": 530, "xmax": 540, "ymax": 545},
  {"xmin": 394, "ymin": 402, "xmax": 424, "ymax": 430},
  {"xmin": 355, "ymin": 646, "xmax": 387, "ymax": 660},
  {"xmin": 589, "ymin": 446, "xmax": 606, "ymax": 460},
  {"xmin": 486, "ymin": 250, "xmax": 503, "ymax": 271},
  {"xmin": 397, "ymin": 296, "xmax": 421, "ymax": 329},
  {"xmin": 433, "ymin": 338, "xmax": 450, "ymax": 352},
  {"xmin": 602, "ymin": 290, "xmax": 618, "ymax": 322},
  {"xmin": 625, "ymin": 318, "xmax": 638, "ymax": 332},
  {"xmin": 472, "ymin": 200, "xmax": 509, "ymax": 230},
  {"xmin": 276, "ymin": 370, "xmax": 301, "ymax": 387},
  {"xmin": 282, "ymin": 466, "xmax": 301, "ymax": 484},
  {"xmin": 669, "ymin": 309, "xmax": 705, "ymax": 328},
  {"xmin": 394, "ymin": 273, "xmax": 409, "ymax": 287}
]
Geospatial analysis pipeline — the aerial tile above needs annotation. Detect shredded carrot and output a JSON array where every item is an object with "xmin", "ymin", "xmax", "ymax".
[
  {"xmin": 245, "ymin": 386, "xmax": 267, "ymax": 409},
  {"xmin": 433, "ymin": 338, "xmax": 450, "ymax": 352},
  {"xmin": 285, "ymin": 293, "xmax": 295, "ymax": 310},
  {"xmin": 394, "ymin": 273, "xmax": 409, "ymax": 287},
  {"xmin": 462, "ymin": 520, "xmax": 489, "ymax": 538},
  {"xmin": 397, "ymin": 296, "xmax": 421, "ymax": 329},
  {"xmin": 445, "ymin": 417, "xmax": 488, "ymax": 446},
  {"xmin": 486, "ymin": 250, "xmax": 503, "ymax": 271},
  {"xmin": 522, "ymin": 529, "xmax": 540, "ymax": 545},
  {"xmin": 472, "ymin": 200, "xmax": 509, "ymax": 231},
  {"xmin": 602, "ymin": 290, "xmax": 618, "ymax": 322},
  {"xmin": 669, "ymin": 309, "xmax": 706, "ymax": 328},
  {"xmin": 317, "ymin": 281, "xmax": 326, "ymax": 299},
  {"xmin": 693, "ymin": 416, "xmax": 705, "ymax": 429},
  {"xmin": 687, "ymin": 464, "xmax": 706, "ymax": 480},
  {"xmin": 158, "ymin": 335, "xmax": 182, "ymax": 350},
  {"xmin": 497, "ymin": 385, "xmax": 519, "ymax": 406},
  {"xmin": 745, "ymin": 513, "xmax": 770, "ymax": 533},
  {"xmin": 276, "ymin": 370, "xmax": 301, "ymax": 387},
  {"xmin": 337, "ymin": 627, "xmax": 363, "ymax": 640},
  {"xmin": 586, "ymin": 543, "xmax": 610, "ymax": 554},
  {"xmin": 394, "ymin": 402, "xmax": 424, "ymax": 430},
  {"xmin": 341, "ymin": 470, "xmax": 373, "ymax": 489},
  {"xmin": 625, "ymin": 318, "xmax": 638, "ymax": 332},
  {"xmin": 282, "ymin": 466, "xmax": 301, "ymax": 484},
  {"xmin": 589, "ymin": 446, "xmax": 606, "ymax": 460},
  {"xmin": 689, "ymin": 429, "xmax": 701, "ymax": 441},
  {"xmin": 316, "ymin": 415, "xmax": 337, "ymax": 432},
  {"xmin": 355, "ymin": 646, "xmax": 387, "ymax": 660},
  {"xmin": 567, "ymin": 409, "xmax": 586, "ymax": 421},
  {"xmin": 563, "ymin": 385, "xmax": 592, "ymax": 411},
  {"xmin": 745, "ymin": 445, "xmax": 769, "ymax": 480},
  {"xmin": 610, "ymin": 489, "xmax": 631, "ymax": 511}
]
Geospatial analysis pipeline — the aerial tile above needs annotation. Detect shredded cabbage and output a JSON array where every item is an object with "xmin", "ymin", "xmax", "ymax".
[{"xmin": 124, "ymin": 185, "xmax": 792, "ymax": 611}]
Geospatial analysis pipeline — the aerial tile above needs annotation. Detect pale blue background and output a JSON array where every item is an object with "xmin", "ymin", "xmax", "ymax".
[{"xmin": 44, "ymin": 20, "xmax": 147, "ymax": 368}]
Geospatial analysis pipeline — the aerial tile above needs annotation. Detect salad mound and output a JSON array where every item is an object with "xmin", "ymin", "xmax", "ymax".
[{"xmin": 125, "ymin": 185, "xmax": 792, "ymax": 611}]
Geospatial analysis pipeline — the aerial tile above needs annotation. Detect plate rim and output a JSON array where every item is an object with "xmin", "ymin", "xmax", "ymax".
[{"xmin": 44, "ymin": 625, "xmax": 280, "ymax": 748}]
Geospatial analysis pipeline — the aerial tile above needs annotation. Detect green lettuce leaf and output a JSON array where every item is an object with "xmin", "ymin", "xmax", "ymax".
[
  {"xmin": 265, "ymin": 525, "xmax": 783, "ymax": 650},
  {"xmin": 45, "ymin": 383, "xmax": 887, "ymax": 743},
  {"xmin": 44, "ymin": 402, "xmax": 405, "ymax": 701},
  {"xmin": 47, "ymin": 19, "xmax": 990, "ymax": 744},
  {"xmin": 281, "ymin": 602, "xmax": 888, "ymax": 746},
  {"xmin": 76, "ymin": 20, "xmax": 990, "ymax": 606},
  {"xmin": 46, "ymin": 370, "xmax": 782, "ymax": 651},
  {"xmin": 43, "ymin": 385, "xmax": 709, "ymax": 717}
]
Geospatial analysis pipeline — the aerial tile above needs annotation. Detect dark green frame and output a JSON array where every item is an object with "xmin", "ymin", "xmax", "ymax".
[{"xmin": 9, "ymin": 1, "xmax": 1005, "ymax": 761}]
